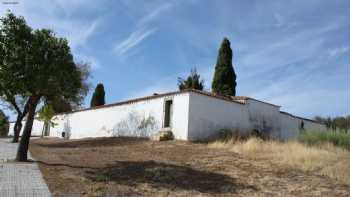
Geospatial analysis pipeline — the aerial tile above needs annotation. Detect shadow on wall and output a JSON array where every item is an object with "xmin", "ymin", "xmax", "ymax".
[
  {"xmin": 111, "ymin": 112, "xmax": 160, "ymax": 137},
  {"xmin": 84, "ymin": 160, "xmax": 256, "ymax": 194},
  {"xmin": 249, "ymin": 116, "xmax": 277, "ymax": 139}
]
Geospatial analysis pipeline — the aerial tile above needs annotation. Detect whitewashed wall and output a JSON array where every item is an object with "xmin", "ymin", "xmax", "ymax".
[
  {"xmin": 304, "ymin": 119, "xmax": 326, "ymax": 131},
  {"xmin": 48, "ymin": 93, "xmax": 190, "ymax": 140},
  {"xmin": 279, "ymin": 112, "xmax": 326, "ymax": 140},
  {"xmin": 8, "ymin": 119, "xmax": 44, "ymax": 136},
  {"xmin": 8, "ymin": 90, "xmax": 326, "ymax": 141},
  {"xmin": 187, "ymin": 91, "xmax": 325, "ymax": 141},
  {"xmin": 187, "ymin": 92, "xmax": 250, "ymax": 140},
  {"xmin": 279, "ymin": 113, "xmax": 301, "ymax": 140},
  {"xmin": 245, "ymin": 100, "xmax": 281, "ymax": 139}
]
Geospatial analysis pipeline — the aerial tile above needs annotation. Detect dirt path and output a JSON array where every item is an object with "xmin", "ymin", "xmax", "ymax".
[{"xmin": 30, "ymin": 137, "xmax": 349, "ymax": 196}]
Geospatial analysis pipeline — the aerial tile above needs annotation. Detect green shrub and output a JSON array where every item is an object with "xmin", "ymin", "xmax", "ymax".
[{"xmin": 298, "ymin": 130, "xmax": 350, "ymax": 150}]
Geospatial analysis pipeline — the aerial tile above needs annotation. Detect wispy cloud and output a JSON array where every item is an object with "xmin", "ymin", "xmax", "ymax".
[
  {"xmin": 1, "ymin": 1, "xmax": 101, "ymax": 48},
  {"xmin": 138, "ymin": 2, "xmax": 173, "ymax": 26},
  {"xmin": 62, "ymin": 18, "xmax": 101, "ymax": 50},
  {"xmin": 113, "ymin": 27, "xmax": 157, "ymax": 56},
  {"xmin": 328, "ymin": 46, "xmax": 350, "ymax": 58},
  {"xmin": 113, "ymin": 2, "xmax": 174, "ymax": 57}
]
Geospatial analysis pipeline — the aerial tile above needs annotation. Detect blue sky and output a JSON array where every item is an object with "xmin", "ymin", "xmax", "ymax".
[{"xmin": 1, "ymin": 0, "xmax": 349, "ymax": 120}]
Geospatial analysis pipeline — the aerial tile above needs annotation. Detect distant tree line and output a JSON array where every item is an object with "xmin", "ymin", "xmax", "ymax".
[{"xmin": 314, "ymin": 115, "xmax": 350, "ymax": 132}]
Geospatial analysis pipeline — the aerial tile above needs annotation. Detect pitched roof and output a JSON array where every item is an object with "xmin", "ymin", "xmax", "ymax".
[
  {"xmin": 230, "ymin": 96, "xmax": 280, "ymax": 107},
  {"xmin": 8, "ymin": 89, "xmax": 321, "ymax": 126},
  {"xmin": 55, "ymin": 89, "xmax": 245, "ymax": 115},
  {"xmin": 53, "ymin": 89, "xmax": 284, "ymax": 116}
]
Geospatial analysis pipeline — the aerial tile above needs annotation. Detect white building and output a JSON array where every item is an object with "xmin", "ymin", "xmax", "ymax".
[{"xmin": 8, "ymin": 89, "xmax": 325, "ymax": 141}]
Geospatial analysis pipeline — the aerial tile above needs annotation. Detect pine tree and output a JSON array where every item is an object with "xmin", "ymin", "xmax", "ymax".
[
  {"xmin": 178, "ymin": 68, "xmax": 204, "ymax": 91},
  {"xmin": 212, "ymin": 37, "xmax": 237, "ymax": 96},
  {"xmin": 90, "ymin": 83, "xmax": 105, "ymax": 107}
]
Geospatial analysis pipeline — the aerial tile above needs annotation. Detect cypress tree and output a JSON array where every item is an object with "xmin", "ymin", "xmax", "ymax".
[
  {"xmin": 90, "ymin": 83, "xmax": 105, "ymax": 107},
  {"xmin": 212, "ymin": 37, "xmax": 237, "ymax": 96}
]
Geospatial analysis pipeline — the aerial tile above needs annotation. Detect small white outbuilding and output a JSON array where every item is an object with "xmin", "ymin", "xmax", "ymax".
[{"xmin": 8, "ymin": 89, "xmax": 325, "ymax": 141}]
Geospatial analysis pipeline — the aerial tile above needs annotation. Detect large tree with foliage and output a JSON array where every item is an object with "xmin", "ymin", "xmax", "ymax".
[
  {"xmin": 90, "ymin": 83, "xmax": 105, "ymax": 107},
  {"xmin": 0, "ymin": 12, "xmax": 33, "ymax": 142},
  {"xmin": 178, "ymin": 68, "xmax": 204, "ymax": 91},
  {"xmin": 0, "ymin": 109, "xmax": 8, "ymax": 137},
  {"xmin": 0, "ymin": 12, "xmax": 86, "ymax": 161},
  {"xmin": 212, "ymin": 37, "xmax": 237, "ymax": 96},
  {"xmin": 47, "ymin": 62, "xmax": 91, "ymax": 113}
]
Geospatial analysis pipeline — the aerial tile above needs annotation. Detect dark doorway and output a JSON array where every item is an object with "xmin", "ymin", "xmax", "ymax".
[{"xmin": 164, "ymin": 100, "xmax": 173, "ymax": 128}]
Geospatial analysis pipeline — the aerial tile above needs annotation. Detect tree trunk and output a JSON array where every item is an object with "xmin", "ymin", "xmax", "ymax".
[
  {"xmin": 41, "ymin": 123, "xmax": 45, "ymax": 138},
  {"xmin": 41, "ymin": 122, "xmax": 49, "ymax": 138},
  {"xmin": 12, "ymin": 101, "xmax": 30, "ymax": 143},
  {"xmin": 12, "ymin": 115, "xmax": 23, "ymax": 143},
  {"xmin": 16, "ymin": 95, "xmax": 40, "ymax": 162}
]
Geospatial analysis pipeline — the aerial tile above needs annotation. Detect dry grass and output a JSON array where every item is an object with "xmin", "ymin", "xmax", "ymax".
[
  {"xmin": 30, "ymin": 137, "xmax": 350, "ymax": 196},
  {"xmin": 209, "ymin": 137, "xmax": 350, "ymax": 184}
]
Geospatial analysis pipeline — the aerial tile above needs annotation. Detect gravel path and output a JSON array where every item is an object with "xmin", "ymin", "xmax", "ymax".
[{"xmin": 0, "ymin": 138, "xmax": 50, "ymax": 197}]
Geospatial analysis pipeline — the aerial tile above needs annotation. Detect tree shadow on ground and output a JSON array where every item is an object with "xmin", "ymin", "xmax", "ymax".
[
  {"xmin": 33, "ymin": 137, "xmax": 148, "ymax": 148},
  {"xmin": 84, "ymin": 160, "xmax": 256, "ymax": 194}
]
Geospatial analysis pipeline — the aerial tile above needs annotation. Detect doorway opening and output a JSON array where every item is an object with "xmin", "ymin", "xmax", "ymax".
[{"xmin": 164, "ymin": 99, "xmax": 173, "ymax": 128}]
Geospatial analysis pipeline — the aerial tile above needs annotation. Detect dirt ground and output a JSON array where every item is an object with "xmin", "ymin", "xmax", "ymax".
[{"xmin": 30, "ymin": 137, "xmax": 350, "ymax": 197}]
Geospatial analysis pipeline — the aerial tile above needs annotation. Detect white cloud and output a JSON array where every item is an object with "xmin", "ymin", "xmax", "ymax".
[
  {"xmin": 328, "ymin": 46, "xmax": 350, "ymax": 58},
  {"xmin": 138, "ymin": 2, "xmax": 173, "ymax": 26},
  {"xmin": 0, "ymin": 1, "xmax": 101, "ymax": 50},
  {"xmin": 113, "ymin": 2, "xmax": 174, "ymax": 57},
  {"xmin": 113, "ymin": 27, "xmax": 157, "ymax": 56}
]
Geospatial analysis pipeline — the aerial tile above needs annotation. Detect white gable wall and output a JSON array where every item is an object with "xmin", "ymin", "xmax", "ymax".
[{"xmin": 187, "ymin": 92, "xmax": 250, "ymax": 140}]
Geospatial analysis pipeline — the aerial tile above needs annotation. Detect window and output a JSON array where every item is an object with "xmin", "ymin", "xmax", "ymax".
[{"xmin": 163, "ymin": 99, "xmax": 173, "ymax": 128}]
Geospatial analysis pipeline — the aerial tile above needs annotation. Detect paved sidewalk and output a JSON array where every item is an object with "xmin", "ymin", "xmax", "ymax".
[{"xmin": 0, "ymin": 138, "xmax": 51, "ymax": 197}]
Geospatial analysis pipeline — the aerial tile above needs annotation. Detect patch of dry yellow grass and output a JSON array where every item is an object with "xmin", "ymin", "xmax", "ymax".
[{"xmin": 209, "ymin": 138, "xmax": 350, "ymax": 184}]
